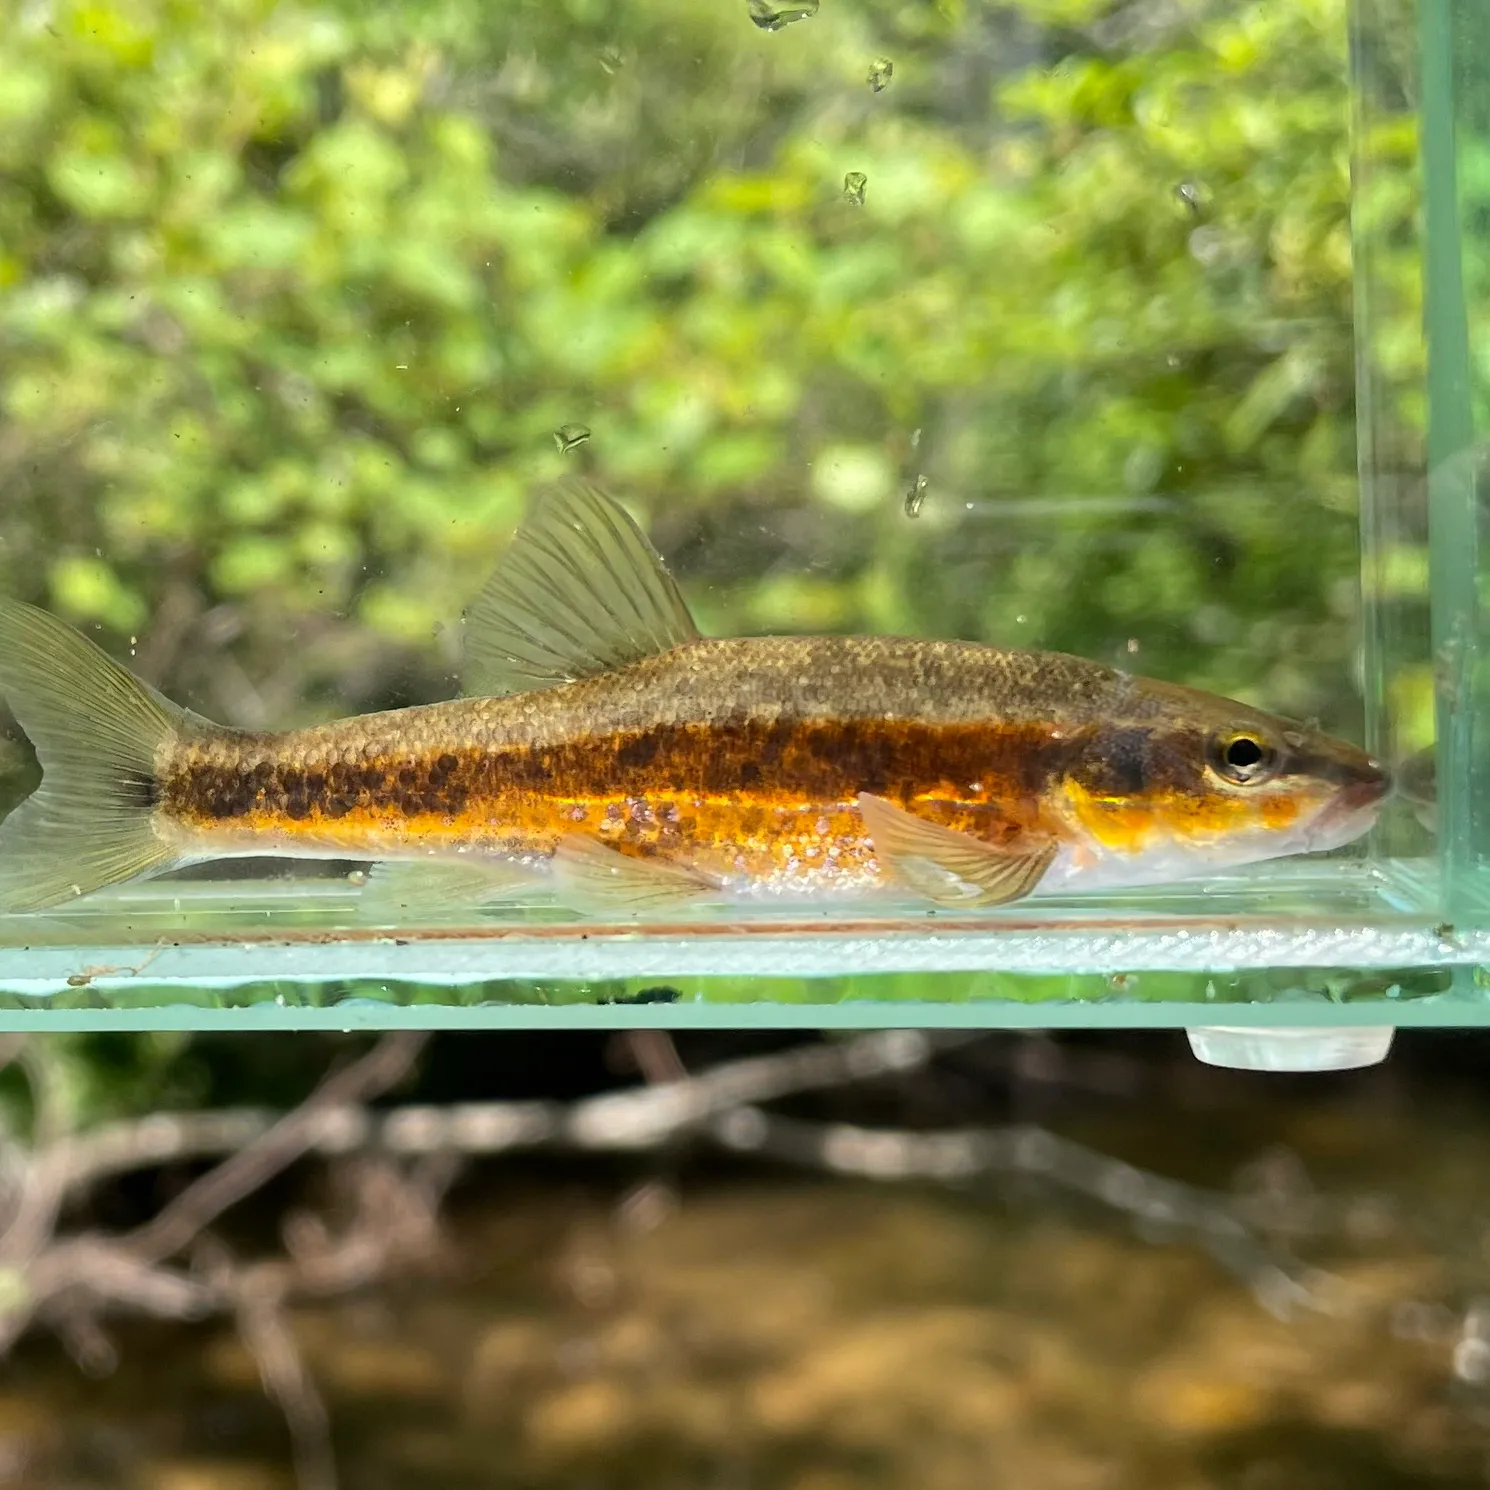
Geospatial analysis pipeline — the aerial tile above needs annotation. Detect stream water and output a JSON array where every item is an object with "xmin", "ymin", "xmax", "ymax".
[{"xmin": 3, "ymin": 1034, "xmax": 1489, "ymax": 1489}]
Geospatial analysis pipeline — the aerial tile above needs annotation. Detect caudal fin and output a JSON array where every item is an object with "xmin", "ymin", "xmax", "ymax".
[{"xmin": 0, "ymin": 599, "xmax": 196, "ymax": 912}]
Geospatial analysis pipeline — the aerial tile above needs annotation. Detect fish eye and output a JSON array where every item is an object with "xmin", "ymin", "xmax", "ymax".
[{"xmin": 1208, "ymin": 731, "xmax": 1278, "ymax": 787}]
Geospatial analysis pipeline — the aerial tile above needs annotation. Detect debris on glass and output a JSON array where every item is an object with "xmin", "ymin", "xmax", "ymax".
[
  {"xmin": 747, "ymin": 0, "xmax": 818, "ymax": 31},
  {"xmin": 843, "ymin": 171, "xmax": 868, "ymax": 206},
  {"xmin": 553, "ymin": 423, "xmax": 592, "ymax": 453},
  {"xmin": 868, "ymin": 57, "xmax": 894, "ymax": 92},
  {"xmin": 904, "ymin": 474, "xmax": 928, "ymax": 518}
]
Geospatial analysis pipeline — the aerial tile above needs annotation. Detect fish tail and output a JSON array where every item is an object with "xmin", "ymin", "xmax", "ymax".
[{"xmin": 0, "ymin": 598, "xmax": 196, "ymax": 912}]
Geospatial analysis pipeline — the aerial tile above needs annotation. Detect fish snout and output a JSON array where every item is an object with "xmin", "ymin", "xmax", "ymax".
[
  {"xmin": 1305, "ymin": 754, "xmax": 1391, "ymax": 853},
  {"xmin": 1341, "ymin": 756, "xmax": 1392, "ymax": 811}
]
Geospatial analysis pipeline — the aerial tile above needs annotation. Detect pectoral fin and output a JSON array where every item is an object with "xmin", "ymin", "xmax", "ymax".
[
  {"xmin": 552, "ymin": 835, "xmax": 713, "ymax": 916},
  {"xmin": 856, "ymin": 793, "xmax": 1056, "ymax": 907}
]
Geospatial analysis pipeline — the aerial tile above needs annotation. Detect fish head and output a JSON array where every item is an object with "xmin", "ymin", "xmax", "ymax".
[{"xmin": 1052, "ymin": 680, "xmax": 1390, "ymax": 885}]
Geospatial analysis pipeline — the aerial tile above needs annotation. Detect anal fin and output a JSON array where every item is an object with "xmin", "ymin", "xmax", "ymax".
[
  {"xmin": 357, "ymin": 858, "xmax": 535, "ymax": 924},
  {"xmin": 552, "ymin": 835, "xmax": 713, "ymax": 917},
  {"xmin": 856, "ymin": 793, "xmax": 1056, "ymax": 907}
]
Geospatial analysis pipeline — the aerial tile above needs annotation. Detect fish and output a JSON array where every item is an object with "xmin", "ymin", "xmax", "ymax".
[{"xmin": 0, "ymin": 480, "xmax": 1389, "ymax": 916}]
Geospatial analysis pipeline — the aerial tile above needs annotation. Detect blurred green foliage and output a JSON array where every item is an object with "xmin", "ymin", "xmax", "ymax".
[{"xmin": 0, "ymin": 0, "xmax": 1424, "ymax": 743}]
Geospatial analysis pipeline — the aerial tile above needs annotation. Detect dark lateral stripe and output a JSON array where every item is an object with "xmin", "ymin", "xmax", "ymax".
[
  {"xmin": 161, "ymin": 719, "xmax": 1069, "ymax": 827},
  {"xmin": 165, "ymin": 751, "xmax": 471, "ymax": 824},
  {"xmin": 119, "ymin": 767, "xmax": 161, "ymax": 811}
]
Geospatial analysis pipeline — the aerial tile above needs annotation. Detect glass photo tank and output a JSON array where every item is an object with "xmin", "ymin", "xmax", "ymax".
[{"xmin": 0, "ymin": 0, "xmax": 1480, "ymax": 1035}]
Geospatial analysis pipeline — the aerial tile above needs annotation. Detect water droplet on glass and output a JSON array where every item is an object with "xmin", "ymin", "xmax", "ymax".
[
  {"xmin": 747, "ymin": 0, "xmax": 818, "ymax": 30},
  {"xmin": 553, "ymin": 422, "xmax": 592, "ymax": 453},
  {"xmin": 1187, "ymin": 225, "xmax": 1225, "ymax": 265},
  {"xmin": 1174, "ymin": 180, "xmax": 1205, "ymax": 216},
  {"xmin": 903, "ymin": 474, "xmax": 928, "ymax": 518},
  {"xmin": 843, "ymin": 171, "xmax": 868, "ymax": 206},
  {"xmin": 868, "ymin": 56, "xmax": 894, "ymax": 92}
]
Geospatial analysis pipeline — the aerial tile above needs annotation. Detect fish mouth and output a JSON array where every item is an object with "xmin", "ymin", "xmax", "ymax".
[{"xmin": 1306, "ymin": 764, "xmax": 1392, "ymax": 853}]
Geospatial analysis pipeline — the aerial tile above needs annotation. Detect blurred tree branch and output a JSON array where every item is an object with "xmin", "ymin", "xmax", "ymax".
[{"xmin": 0, "ymin": 1028, "xmax": 1384, "ymax": 1490}]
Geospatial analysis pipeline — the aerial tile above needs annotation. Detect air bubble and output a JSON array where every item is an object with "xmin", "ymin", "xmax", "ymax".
[
  {"xmin": 868, "ymin": 57, "xmax": 894, "ymax": 92},
  {"xmin": 843, "ymin": 171, "xmax": 868, "ymax": 206},
  {"xmin": 553, "ymin": 423, "xmax": 592, "ymax": 453},
  {"xmin": 747, "ymin": 0, "xmax": 818, "ymax": 30}
]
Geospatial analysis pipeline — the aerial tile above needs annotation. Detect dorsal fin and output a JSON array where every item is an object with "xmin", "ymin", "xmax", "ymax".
[{"xmin": 461, "ymin": 480, "xmax": 700, "ymax": 698}]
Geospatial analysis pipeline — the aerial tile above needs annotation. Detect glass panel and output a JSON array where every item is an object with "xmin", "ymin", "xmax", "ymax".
[
  {"xmin": 1417, "ymin": 0, "xmax": 1490, "ymax": 923},
  {"xmin": 0, "ymin": 0, "xmax": 1480, "ymax": 1025},
  {"xmin": 1353, "ymin": 0, "xmax": 1433, "ymax": 875}
]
